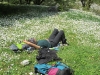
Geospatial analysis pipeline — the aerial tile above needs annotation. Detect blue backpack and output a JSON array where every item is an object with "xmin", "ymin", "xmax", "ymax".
[
  {"xmin": 34, "ymin": 64, "xmax": 52, "ymax": 74},
  {"xmin": 34, "ymin": 62, "xmax": 74, "ymax": 75},
  {"xmin": 48, "ymin": 62, "xmax": 73, "ymax": 75},
  {"xmin": 54, "ymin": 62, "xmax": 69, "ymax": 70}
]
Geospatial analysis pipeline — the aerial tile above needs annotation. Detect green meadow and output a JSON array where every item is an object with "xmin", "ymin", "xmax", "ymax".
[{"xmin": 0, "ymin": 5, "xmax": 100, "ymax": 75}]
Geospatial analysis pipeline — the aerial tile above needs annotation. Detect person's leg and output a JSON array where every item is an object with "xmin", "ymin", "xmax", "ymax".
[
  {"xmin": 53, "ymin": 30, "xmax": 66, "ymax": 44},
  {"xmin": 48, "ymin": 28, "xmax": 59, "ymax": 41},
  {"xmin": 50, "ymin": 30, "xmax": 67, "ymax": 47}
]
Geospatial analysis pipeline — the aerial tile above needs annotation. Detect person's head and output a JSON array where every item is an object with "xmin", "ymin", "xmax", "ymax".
[{"xmin": 27, "ymin": 38, "xmax": 37, "ymax": 44}]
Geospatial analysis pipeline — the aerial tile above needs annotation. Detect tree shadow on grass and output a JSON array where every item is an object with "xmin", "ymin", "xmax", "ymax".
[{"xmin": 0, "ymin": 4, "xmax": 58, "ymax": 26}]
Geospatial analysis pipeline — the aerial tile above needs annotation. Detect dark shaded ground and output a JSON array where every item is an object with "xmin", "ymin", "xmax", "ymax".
[
  {"xmin": 0, "ymin": 4, "xmax": 58, "ymax": 26},
  {"xmin": 0, "ymin": 4, "xmax": 46, "ymax": 15},
  {"xmin": 0, "ymin": 4, "xmax": 58, "ymax": 17}
]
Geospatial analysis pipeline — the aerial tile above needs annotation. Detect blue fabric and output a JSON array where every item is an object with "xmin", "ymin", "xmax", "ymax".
[
  {"xmin": 49, "ymin": 43, "xmax": 60, "ymax": 51},
  {"xmin": 34, "ymin": 64, "xmax": 52, "ymax": 74},
  {"xmin": 54, "ymin": 62, "xmax": 69, "ymax": 70},
  {"xmin": 34, "ymin": 62, "xmax": 71, "ymax": 75}
]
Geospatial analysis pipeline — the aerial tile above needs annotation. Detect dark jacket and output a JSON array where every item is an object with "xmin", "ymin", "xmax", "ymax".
[{"xmin": 36, "ymin": 48, "xmax": 61, "ymax": 64}]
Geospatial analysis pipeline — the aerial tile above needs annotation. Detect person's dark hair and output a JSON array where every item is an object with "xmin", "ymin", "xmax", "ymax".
[{"xmin": 27, "ymin": 38, "xmax": 37, "ymax": 44}]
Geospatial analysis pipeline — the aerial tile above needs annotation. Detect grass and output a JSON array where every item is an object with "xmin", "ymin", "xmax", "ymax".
[{"xmin": 0, "ymin": 4, "xmax": 100, "ymax": 75}]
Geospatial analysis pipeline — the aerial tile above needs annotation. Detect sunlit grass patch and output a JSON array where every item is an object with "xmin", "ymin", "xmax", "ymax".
[{"xmin": 65, "ymin": 9, "xmax": 100, "ymax": 22}]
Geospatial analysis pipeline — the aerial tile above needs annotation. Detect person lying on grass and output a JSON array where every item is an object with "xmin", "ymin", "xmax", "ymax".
[{"xmin": 23, "ymin": 29, "xmax": 69, "ymax": 49}]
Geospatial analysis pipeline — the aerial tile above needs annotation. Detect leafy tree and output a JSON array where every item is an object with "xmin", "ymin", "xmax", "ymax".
[
  {"xmin": 93, "ymin": 0, "xmax": 100, "ymax": 5},
  {"xmin": 42, "ymin": 0, "xmax": 76, "ymax": 11},
  {"xmin": 55, "ymin": 0, "xmax": 76, "ymax": 11}
]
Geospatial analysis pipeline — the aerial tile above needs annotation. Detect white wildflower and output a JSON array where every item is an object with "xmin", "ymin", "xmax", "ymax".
[{"xmin": 29, "ymin": 72, "xmax": 33, "ymax": 75}]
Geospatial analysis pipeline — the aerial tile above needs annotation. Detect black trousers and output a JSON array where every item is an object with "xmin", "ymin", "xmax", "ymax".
[{"xmin": 48, "ymin": 29, "xmax": 66, "ymax": 47}]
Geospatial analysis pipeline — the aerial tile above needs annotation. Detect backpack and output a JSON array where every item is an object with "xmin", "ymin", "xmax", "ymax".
[
  {"xmin": 10, "ymin": 38, "xmax": 36, "ymax": 53},
  {"xmin": 34, "ymin": 64, "xmax": 52, "ymax": 75},
  {"xmin": 10, "ymin": 43, "xmax": 26, "ymax": 52},
  {"xmin": 10, "ymin": 44, "xmax": 19, "ymax": 52},
  {"xmin": 36, "ymin": 48, "xmax": 61, "ymax": 64},
  {"xmin": 34, "ymin": 62, "xmax": 74, "ymax": 75},
  {"xmin": 48, "ymin": 62, "xmax": 73, "ymax": 75},
  {"xmin": 10, "ymin": 42, "xmax": 35, "ymax": 53}
]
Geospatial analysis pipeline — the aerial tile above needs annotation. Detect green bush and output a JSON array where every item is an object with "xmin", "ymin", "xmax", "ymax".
[{"xmin": 42, "ymin": 0, "xmax": 76, "ymax": 11}]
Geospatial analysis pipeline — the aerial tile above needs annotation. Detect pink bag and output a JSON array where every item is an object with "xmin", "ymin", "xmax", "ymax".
[{"xmin": 48, "ymin": 68, "xmax": 59, "ymax": 75}]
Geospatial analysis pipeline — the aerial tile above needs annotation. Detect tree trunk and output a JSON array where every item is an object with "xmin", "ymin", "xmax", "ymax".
[
  {"xmin": 87, "ymin": 0, "xmax": 92, "ymax": 8},
  {"xmin": 81, "ymin": 0, "xmax": 86, "ymax": 7},
  {"xmin": 25, "ymin": 0, "xmax": 31, "ymax": 4},
  {"xmin": 7, "ymin": 0, "xmax": 9, "ymax": 3},
  {"xmin": 19, "ymin": 0, "xmax": 22, "ymax": 4},
  {"xmin": 34, "ymin": 0, "xmax": 45, "ymax": 5}
]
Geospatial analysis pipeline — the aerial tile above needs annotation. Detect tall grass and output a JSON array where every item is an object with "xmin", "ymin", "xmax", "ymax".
[{"xmin": 0, "ymin": 5, "xmax": 100, "ymax": 75}]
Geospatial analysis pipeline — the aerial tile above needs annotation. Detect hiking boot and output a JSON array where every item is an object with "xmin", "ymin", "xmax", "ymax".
[
  {"xmin": 62, "ymin": 39, "xmax": 66, "ymax": 44},
  {"xmin": 62, "ymin": 39, "xmax": 69, "ymax": 45}
]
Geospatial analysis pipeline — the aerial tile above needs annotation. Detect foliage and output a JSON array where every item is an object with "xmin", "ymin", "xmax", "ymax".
[
  {"xmin": 0, "ymin": 0, "xmax": 76, "ymax": 11},
  {"xmin": 93, "ymin": 0, "xmax": 100, "ymax": 5},
  {"xmin": 42, "ymin": 0, "xmax": 76, "ymax": 11},
  {"xmin": 9, "ymin": 0, "xmax": 19, "ymax": 4},
  {"xmin": 0, "ymin": 4, "xmax": 49, "ymax": 16},
  {"xmin": 0, "ymin": 0, "xmax": 100, "ymax": 11}
]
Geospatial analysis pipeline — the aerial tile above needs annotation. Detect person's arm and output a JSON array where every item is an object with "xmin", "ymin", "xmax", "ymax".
[{"xmin": 23, "ymin": 40, "xmax": 40, "ymax": 49}]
